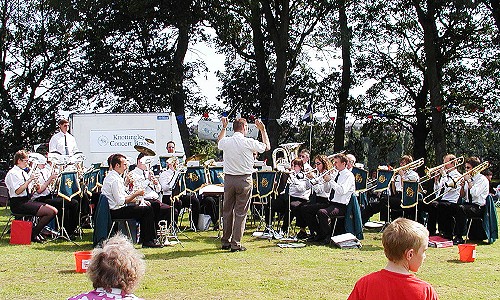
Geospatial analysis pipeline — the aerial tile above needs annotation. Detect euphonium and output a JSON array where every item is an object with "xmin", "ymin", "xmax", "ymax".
[{"xmin": 272, "ymin": 142, "xmax": 303, "ymax": 170}]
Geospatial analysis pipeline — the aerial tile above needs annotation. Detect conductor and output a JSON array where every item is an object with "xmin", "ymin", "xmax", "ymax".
[{"xmin": 218, "ymin": 117, "xmax": 270, "ymax": 251}]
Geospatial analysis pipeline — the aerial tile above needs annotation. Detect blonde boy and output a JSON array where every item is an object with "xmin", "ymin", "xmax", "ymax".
[{"xmin": 348, "ymin": 218, "xmax": 438, "ymax": 300}]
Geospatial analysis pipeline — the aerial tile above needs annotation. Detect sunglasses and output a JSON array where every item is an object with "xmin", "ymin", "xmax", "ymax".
[{"xmin": 315, "ymin": 162, "xmax": 322, "ymax": 165}]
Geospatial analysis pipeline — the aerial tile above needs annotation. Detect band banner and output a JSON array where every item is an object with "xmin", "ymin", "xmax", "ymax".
[
  {"xmin": 97, "ymin": 166, "xmax": 109, "ymax": 187},
  {"xmin": 83, "ymin": 169, "xmax": 99, "ymax": 196},
  {"xmin": 374, "ymin": 169, "xmax": 395, "ymax": 192},
  {"xmin": 184, "ymin": 167, "xmax": 207, "ymax": 193},
  {"xmin": 58, "ymin": 171, "xmax": 81, "ymax": 201},
  {"xmin": 256, "ymin": 171, "xmax": 276, "ymax": 199},
  {"xmin": 352, "ymin": 167, "xmax": 368, "ymax": 192},
  {"xmin": 208, "ymin": 167, "xmax": 224, "ymax": 186},
  {"xmin": 401, "ymin": 180, "xmax": 419, "ymax": 208},
  {"xmin": 251, "ymin": 172, "xmax": 258, "ymax": 198}
]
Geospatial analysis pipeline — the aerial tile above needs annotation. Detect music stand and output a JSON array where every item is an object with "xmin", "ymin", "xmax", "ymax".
[{"xmin": 51, "ymin": 171, "xmax": 80, "ymax": 245}]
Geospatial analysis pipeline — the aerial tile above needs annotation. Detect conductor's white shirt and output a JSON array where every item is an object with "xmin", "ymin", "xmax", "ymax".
[{"xmin": 218, "ymin": 132, "xmax": 267, "ymax": 176}]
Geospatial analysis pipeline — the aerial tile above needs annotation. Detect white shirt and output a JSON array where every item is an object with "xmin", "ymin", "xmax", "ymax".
[
  {"xmin": 129, "ymin": 167, "xmax": 160, "ymax": 200},
  {"xmin": 101, "ymin": 170, "xmax": 128, "ymax": 210},
  {"xmin": 433, "ymin": 169, "xmax": 461, "ymax": 203},
  {"xmin": 218, "ymin": 132, "xmax": 267, "ymax": 175},
  {"xmin": 5, "ymin": 165, "xmax": 29, "ymax": 198},
  {"xmin": 159, "ymin": 168, "xmax": 179, "ymax": 196},
  {"xmin": 393, "ymin": 169, "xmax": 419, "ymax": 194},
  {"xmin": 306, "ymin": 176, "xmax": 329, "ymax": 198},
  {"xmin": 288, "ymin": 174, "xmax": 311, "ymax": 200},
  {"xmin": 49, "ymin": 131, "xmax": 79, "ymax": 155},
  {"xmin": 323, "ymin": 168, "xmax": 355, "ymax": 205},
  {"xmin": 464, "ymin": 173, "xmax": 489, "ymax": 206},
  {"xmin": 31, "ymin": 165, "xmax": 52, "ymax": 199}
]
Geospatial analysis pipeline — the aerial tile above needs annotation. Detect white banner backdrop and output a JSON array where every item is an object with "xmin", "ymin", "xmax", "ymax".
[
  {"xmin": 198, "ymin": 120, "xmax": 258, "ymax": 141},
  {"xmin": 90, "ymin": 130, "xmax": 157, "ymax": 153}
]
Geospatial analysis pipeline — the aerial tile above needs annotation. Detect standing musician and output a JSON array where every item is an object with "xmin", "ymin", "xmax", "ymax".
[
  {"xmin": 4, "ymin": 150, "xmax": 58, "ymax": 243},
  {"xmin": 31, "ymin": 155, "xmax": 79, "ymax": 240},
  {"xmin": 420, "ymin": 154, "xmax": 461, "ymax": 238},
  {"xmin": 218, "ymin": 117, "xmax": 270, "ymax": 252},
  {"xmin": 301, "ymin": 155, "xmax": 333, "ymax": 240},
  {"xmin": 453, "ymin": 156, "xmax": 489, "ymax": 245},
  {"xmin": 49, "ymin": 119, "xmax": 79, "ymax": 156},
  {"xmin": 315, "ymin": 153, "xmax": 355, "ymax": 244},
  {"xmin": 101, "ymin": 153, "xmax": 162, "ymax": 248},
  {"xmin": 130, "ymin": 153, "xmax": 169, "ymax": 230}
]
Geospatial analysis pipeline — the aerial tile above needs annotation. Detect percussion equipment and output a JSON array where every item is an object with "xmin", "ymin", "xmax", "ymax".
[
  {"xmin": 185, "ymin": 154, "xmax": 207, "ymax": 163},
  {"xmin": 134, "ymin": 145, "xmax": 156, "ymax": 156}
]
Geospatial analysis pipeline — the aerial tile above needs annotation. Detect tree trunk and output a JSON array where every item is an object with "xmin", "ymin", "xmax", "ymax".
[
  {"xmin": 414, "ymin": 0, "xmax": 447, "ymax": 161},
  {"xmin": 250, "ymin": 0, "xmax": 273, "ymax": 125},
  {"xmin": 413, "ymin": 77, "xmax": 430, "ymax": 180},
  {"xmin": 171, "ymin": 22, "xmax": 191, "ymax": 157},
  {"xmin": 334, "ymin": 0, "xmax": 351, "ymax": 152},
  {"xmin": 261, "ymin": 0, "xmax": 289, "ymax": 156},
  {"xmin": 489, "ymin": 0, "xmax": 500, "ymax": 36}
]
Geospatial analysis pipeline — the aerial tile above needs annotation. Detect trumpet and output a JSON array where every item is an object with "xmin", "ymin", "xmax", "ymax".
[{"xmin": 420, "ymin": 156, "xmax": 464, "ymax": 183}]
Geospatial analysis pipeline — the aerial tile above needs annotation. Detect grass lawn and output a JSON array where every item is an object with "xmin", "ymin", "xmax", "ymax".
[{"xmin": 0, "ymin": 207, "xmax": 498, "ymax": 300}]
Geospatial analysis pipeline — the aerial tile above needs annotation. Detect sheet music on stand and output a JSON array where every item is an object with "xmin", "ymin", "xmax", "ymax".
[
  {"xmin": 199, "ymin": 184, "xmax": 224, "ymax": 195},
  {"xmin": 331, "ymin": 233, "xmax": 362, "ymax": 249}
]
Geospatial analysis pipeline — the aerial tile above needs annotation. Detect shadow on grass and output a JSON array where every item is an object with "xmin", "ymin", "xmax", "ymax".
[
  {"xmin": 144, "ymin": 247, "xmax": 224, "ymax": 260},
  {"xmin": 447, "ymin": 259, "xmax": 473, "ymax": 264}
]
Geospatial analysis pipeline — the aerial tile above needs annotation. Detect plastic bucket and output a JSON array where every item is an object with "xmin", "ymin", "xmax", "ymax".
[
  {"xmin": 458, "ymin": 244, "xmax": 477, "ymax": 262},
  {"xmin": 74, "ymin": 251, "xmax": 93, "ymax": 273}
]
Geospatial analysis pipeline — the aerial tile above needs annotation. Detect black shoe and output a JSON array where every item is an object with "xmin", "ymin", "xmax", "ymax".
[
  {"xmin": 31, "ymin": 235, "xmax": 45, "ymax": 243},
  {"xmin": 453, "ymin": 237, "xmax": 465, "ymax": 245},
  {"xmin": 296, "ymin": 231, "xmax": 308, "ymax": 240},
  {"xmin": 231, "ymin": 246, "xmax": 247, "ymax": 252},
  {"xmin": 143, "ymin": 241, "xmax": 164, "ymax": 248},
  {"xmin": 306, "ymin": 234, "xmax": 317, "ymax": 242},
  {"xmin": 221, "ymin": 244, "xmax": 231, "ymax": 250}
]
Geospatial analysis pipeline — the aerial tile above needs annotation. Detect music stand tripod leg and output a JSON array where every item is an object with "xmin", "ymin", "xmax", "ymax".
[{"xmin": 51, "ymin": 199, "xmax": 78, "ymax": 245}]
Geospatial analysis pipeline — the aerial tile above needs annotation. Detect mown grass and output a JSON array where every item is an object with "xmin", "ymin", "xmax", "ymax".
[{"xmin": 0, "ymin": 208, "xmax": 499, "ymax": 299}]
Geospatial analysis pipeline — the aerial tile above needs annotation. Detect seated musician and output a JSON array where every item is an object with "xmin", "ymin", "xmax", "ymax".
[
  {"xmin": 453, "ymin": 156, "xmax": 489, "ymax": 245},
  {"xmin": 346, "ymin": 154, "xmax": 356, "ymax": 171},
  {"xmin": 159, "ymin": 157, "xmax": 200, "ymax": 228},
  {"xmin": 314, "ymin": 153, "xmax": 355, "ymax": 244},
  {"xmin": 31, "ymin": 156, "xmax": 79, "ymax": 240},
  {"xmin": 272, "ymin": 158, "xmax": 311, "ymax": 234},
  {"xmin": 101, "ymin": 154, "xmax": 162, "ymax": 248},
  {"xmin": 130, "ymin": 153, "xmax": 170, "ymax": 230},
  {"xmin": 362, "ymin": 155, "xmax": 419, "ymax": 223},
  {"xmin": 420, "ymin": 154, "xmax": 461, "ymax": 238},
  {"xmin": 4, "ymin": 150, "xmax": 58, "ymax": 243},
  {"xmin": 301, "ymin": 155, "xmax": 333, "ymax": 240},
  {"xmin": 299, "ymin": 149, "xmax": 313, "ymax": 172}
]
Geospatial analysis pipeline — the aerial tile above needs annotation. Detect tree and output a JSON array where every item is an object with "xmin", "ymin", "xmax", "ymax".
[
  {"xmin": 59, "ymin": 0, "xmax": 207, "ymax": 156},
  {"xmin": 0, "ymin": 0, "xmax": 81, "ymax": 160},
  {"xmin": 209, "ymin": 1, "xmax": 336, "ymax": 156}
]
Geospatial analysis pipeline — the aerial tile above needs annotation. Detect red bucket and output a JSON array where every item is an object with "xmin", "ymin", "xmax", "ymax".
[
  {"xmin": 10, "ymin": 220, "xmax": 32, "ymax": 245},
  {"xmin": 458, "ymin": 243, "xmax": 477, "ymax": 262},
  {"xmin": 74, "ymin": 251, "xmax": 93, "ymax": 273}
]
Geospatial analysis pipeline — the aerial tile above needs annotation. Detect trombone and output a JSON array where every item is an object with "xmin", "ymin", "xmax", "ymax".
[
  {"xmin": 419, "ymin": 156, "xmax": 464, "ymax": 183},
  {"xmin": 454, "ymin": 161, "xmax": 490, "ymax": 187},
  {"xmin": 392, "ymin": 158, "xmax": 425, "ymax": 174}
]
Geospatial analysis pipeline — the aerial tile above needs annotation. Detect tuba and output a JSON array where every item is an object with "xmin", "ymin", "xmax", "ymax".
[{"xmin": 272, "ymin": 142, "xmax": 303, "ymax": 170}]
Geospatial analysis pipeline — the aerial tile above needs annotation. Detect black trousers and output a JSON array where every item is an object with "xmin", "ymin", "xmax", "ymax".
[
  {"xmin": 200, "ymin": 195, "xmax": 219, "ymax": 227},
  {"xmin": 36, "ymin": 194, "xmax": 79, "ymax": 235},
  {"xmin": 272, "ymin": 194, "xmax": 308, "ymax": 232},
  {"xmin": 317, "ymin": 202, "xmax": 347, "ymax": 239},
  {"xmin": 455, "ymin": 204, "xmax": 485, "ymax": 238},
  {"xmin": 419, "ymin": 199, "xmax": 459, "ymax": 236},
  {"xmin": 302, "ymin": 196, "xmax": 330, "ymax": 235},
  {"xmin": 145, "ymin": 198, "xmax": 172, "ymax": 230},
  {"xmin": 110, "ymin": 204, "xmax": 156, "ymax": 244}
]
